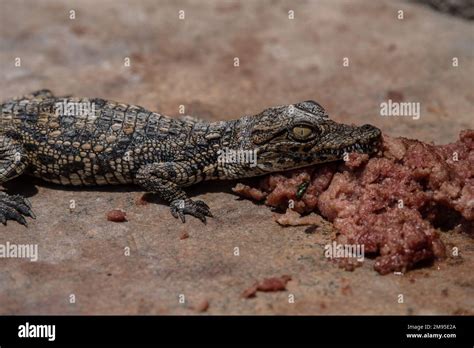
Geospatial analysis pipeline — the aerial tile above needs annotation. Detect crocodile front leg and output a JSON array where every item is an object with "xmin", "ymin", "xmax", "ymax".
[
  {"xmin": 135, "ymin": 162, "xmax": 213, "ymax": 223},
  {"xmin": 0, "ymin": 135, "xmax": 35, "ymax": 226}
]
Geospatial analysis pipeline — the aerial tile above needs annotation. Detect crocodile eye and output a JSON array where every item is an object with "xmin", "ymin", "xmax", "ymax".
[{"xmin": 292, "ymin": 126, "xmax": 313, "ymax": 139}]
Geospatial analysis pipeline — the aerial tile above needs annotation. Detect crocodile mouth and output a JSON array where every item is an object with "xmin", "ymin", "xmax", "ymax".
[
  {"xmin": 314, "ymin": 138, "xmax": 381, "ymax": 159},
  {"xmin": 256, "ymin": 135, "xmax": 382, "ymax": 170},
  {"xmin": 310, "ymin": 126, "xmax": 382, "ymax": 160}
]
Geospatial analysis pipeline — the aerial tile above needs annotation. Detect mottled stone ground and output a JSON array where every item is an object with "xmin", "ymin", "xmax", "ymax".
[{"xmin": 0, "ymin": 0, "xmax": 473, "ymax": 314}]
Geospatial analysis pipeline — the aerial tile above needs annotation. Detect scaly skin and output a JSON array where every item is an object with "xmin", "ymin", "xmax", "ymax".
[{"xmin": 0, "ymin": 90, "xmax": 381, "ymax": 225}]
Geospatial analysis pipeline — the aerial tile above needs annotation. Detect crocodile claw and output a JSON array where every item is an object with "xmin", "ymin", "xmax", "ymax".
[
  {"xmin": 0, "ymin": 192, "xmax": 35, "ymax": 226},
  {"xmin": 170, "ymin": 199, "xmax": 213, "ymax": 223}
]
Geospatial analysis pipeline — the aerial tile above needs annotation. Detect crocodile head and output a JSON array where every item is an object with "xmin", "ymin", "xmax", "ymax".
[{"xmin": 235, "ymin": 100, "xmax": 382, "ymax": 174}]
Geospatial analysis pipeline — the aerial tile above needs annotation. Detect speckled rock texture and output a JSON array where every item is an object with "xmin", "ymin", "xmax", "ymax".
[{"xmin": 0, "ymin": 0, "xmax": 473, "ymax": 314}]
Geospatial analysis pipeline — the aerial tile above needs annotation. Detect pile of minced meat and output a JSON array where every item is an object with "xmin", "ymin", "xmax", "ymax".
[{"xmin": 233, "ymin": 130, "xmax": 473, "ymax": 274}]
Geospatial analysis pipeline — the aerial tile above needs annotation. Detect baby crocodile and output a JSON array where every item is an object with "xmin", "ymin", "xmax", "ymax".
[{"xmin": 0, "ymin": 90, "xmax": 381, "ymax": 225}]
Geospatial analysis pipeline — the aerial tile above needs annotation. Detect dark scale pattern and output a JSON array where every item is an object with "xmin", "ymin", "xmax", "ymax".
[{"xmin": 0, "ymin": 91, "xmax": 382, "ymax": 224}]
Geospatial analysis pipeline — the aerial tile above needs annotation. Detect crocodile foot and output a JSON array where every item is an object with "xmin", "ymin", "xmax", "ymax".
[
  {"xmin": 0, "ymin": 192, "xmax": 35, "ymax": 226},
  {"xmin": 170, "ymin": 198, "xmax": 213, "ymax": 223}
]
